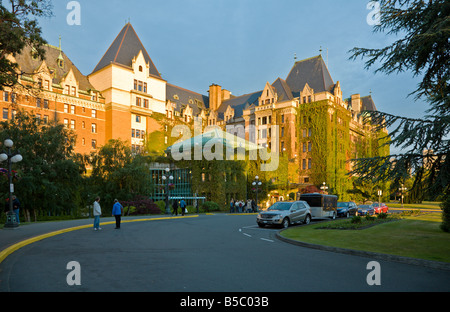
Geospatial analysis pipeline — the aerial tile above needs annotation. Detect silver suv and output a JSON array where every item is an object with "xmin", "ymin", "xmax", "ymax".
[{"xmin": 257, "ymin": 201, "xmax": 312, "ymax": 228}]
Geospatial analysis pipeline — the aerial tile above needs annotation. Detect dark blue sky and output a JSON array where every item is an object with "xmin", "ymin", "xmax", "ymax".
[{"xmin": 38, "ymin": 0, "xmax": 428, "ymax": 124}]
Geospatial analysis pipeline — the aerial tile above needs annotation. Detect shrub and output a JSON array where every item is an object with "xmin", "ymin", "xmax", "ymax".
[
  {"xmin": 365, "ymin": 214, "xmax": 376, "ymax": 221},
  {"xmin": 377, "ymin": 212, "xmax": 388, "ymax": 219},
  {"xmin": 201, "ymin": 201, "xmax": 220, "ymax": 212},
  {"xmin": 154, "ymin": 200, "xmax": 166, "ymax": 214},
  {"xmin": 351, "ymin": 215, "xmax": 362, "ymax": 224}
]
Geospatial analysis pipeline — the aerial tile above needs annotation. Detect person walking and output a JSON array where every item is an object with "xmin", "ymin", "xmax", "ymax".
[
  {"xmin": 230, "ymin": 198, "xmax": 235, "ymax": 213},
  {"xmin": 112, "ymin": 199, "xmax": 123, "ymax": 229},
  {"xmin": 172, "ymin": 199, "xmax": 178, "ymax": 216},
  {"xmin": 93, "ymin": 197, "xmax": 102, "ymax": 230},
  {"xmin": 180, "ymin": 198, "xmax": 186, "ymax": 216},
  {"xmin": 12, "ymin": 195, "xmax": 20, "ymax": 224}
]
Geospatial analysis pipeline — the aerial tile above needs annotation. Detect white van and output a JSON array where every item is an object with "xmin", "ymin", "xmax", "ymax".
[{"xmin": 297, "ymin": 193, "xmax": 337, "ymax": 220}]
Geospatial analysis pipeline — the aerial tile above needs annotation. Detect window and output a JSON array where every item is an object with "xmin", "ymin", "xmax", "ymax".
[
  {"xmin": 308, "ymin": 95, "xmax": 312, "ymax": 103},
  {"xmin": 64, "ymin": 119, "xmax": 69, "ymax": 128},
  {"xmin": 143, "ymin": 99, "xmax": 148, "ymax": 108},
  {"xmin": 82, "ymin": 138, "xmax": 85, "ymax": 146},
  {"xmin": 132, "ymin": 129, "xmax": 135, "ymax": 138},
  {"xmin": 44, "ymin": 80, "xmax": 50, "ymax": 90},
  {"xmin": 91, "ymin": 139, "xmax": 97, "ymax": 149},
  {"xmin": 92, "ymin": 109, "xmax": 97, "ymax": 118},
  {"xmin": 65, "ymin": 85, "xmax": 70, "ymax": 95},
  {"xmin": 136, "ymin": 130, "xmax": 140, "ymax": 138},
  {"xmin": 71, "ymin": 86, "xmax": 76, "ymax": 96},
  {"xmin": 36, "ymin": 98, "xmax": 41, "ymax": 108},
  {"xmin": 70, "ymin": 120, "xmax": 75, "ymax": 129},
  {"xmin": 302, "ymin": 159, "xmax": 306, "ymax": 170},
  {"xmin": 64, "ymin": 104, "xmax": 69, "ymax": 113},
  {"xmin": 308, "ymin": 158, "xmax": 312, "ymax": 169},
  {"xmin": 139, "ymin": 65, "xmax": 143, "ymax": 72},
  {"xmin": 91, "ymin": 123, "xmax": 97, "ymax": 133},
  {"xmin": 303, "ymin": 142, "xmax": 306, "ymax": 153},
  {"xmin": 138, "ymin": 81, "xmax": 143, "ymax": 92},
  {"xmin": 281, "ymin": 115, "xmax": 284, "ymax": 123},
  {"xmin": 136, "ymin": 97, "xmax": 141, "ymax": 106},
  {"xmin": 3, "ymin": 91, "xmax": 9, "ymax": 101},
  {"xmin": 144, "ymin": 83, "xmax": 147, "ymax": 93},
  {"xmin": 43, "ymin": 115, "xmax": 48, "ymax": 124},
  {"xmin": 281, "ymin": 127, "xmax": 284, "ymax": 137},
  {"xmin": 71, "ymin": 105, "xmax": 75, "ymax": 114},
  {"xmin": 82, "ymin": 121, "xmax": 85, "ymax": 128},
  {"xmin": 308, "ymin": 142, "xmax": 312, "ymax": 152},
  {"xmin": 136, "ymin": 115, "xmax": 141, "ymax": 123},
  {"xmin": 134, "ymin": 79, "xmax": 137, "ymax": 90},
  {"xmin": 2, "ymin": 108, "xmax": 8, "ymax": 119},
  {"xmin": 44, "ymin": 99, "xmax": 49, "ymax": 109}
]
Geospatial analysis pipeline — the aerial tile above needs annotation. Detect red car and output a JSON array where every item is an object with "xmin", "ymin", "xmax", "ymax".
[{"xmin": 373, "ymin": 203, "xmax": 388, "ymax": 214}]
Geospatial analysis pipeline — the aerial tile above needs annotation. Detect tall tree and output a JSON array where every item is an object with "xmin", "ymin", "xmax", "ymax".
[
  {"xmin": 88, "ymin": 139, "xmax": 154, "ymax": 212},
  {"xmin": 0, "ymin": 0, "xmax": 52, "ymax": 89},
  {"xmin": 349, "ymin": 0, "xmax": 449, "ymax": 231},
  {"xmin": 0, "ymin": 110, "xmax": 84, "ymax": 220}
]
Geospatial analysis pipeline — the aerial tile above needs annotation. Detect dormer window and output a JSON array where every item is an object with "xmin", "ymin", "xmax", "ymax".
[{"xmin": 139, "ymin": 65, "xmax": 143, "ymax": 72}]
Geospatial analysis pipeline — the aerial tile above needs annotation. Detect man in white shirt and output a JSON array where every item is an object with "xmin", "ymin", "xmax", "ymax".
[{"xmin": 93, "ymin": 197, "xmax": 102, "ymax": 230}]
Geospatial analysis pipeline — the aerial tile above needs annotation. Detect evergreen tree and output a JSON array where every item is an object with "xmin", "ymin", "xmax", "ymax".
[{"xmin": 349, "ymin": 0, "xmax": 449, "ymax": 231}]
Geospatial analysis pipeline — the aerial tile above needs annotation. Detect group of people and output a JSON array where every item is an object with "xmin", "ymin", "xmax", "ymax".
[
  {"xmin": 230, "ymin": 198, "xmax": 257, "ymax": 213},
  {"xmin": 172, "ymin": 198, "xmax": 187, "ymax": 216},
  {"xmin": 93, "ymin": 197, "xmax": 123, "ymax": 230}
]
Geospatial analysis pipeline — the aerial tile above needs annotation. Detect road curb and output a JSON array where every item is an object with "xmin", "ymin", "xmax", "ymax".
[{"xmin": 275, "ymin": 231, "xmax": 450, "ymax": 272}]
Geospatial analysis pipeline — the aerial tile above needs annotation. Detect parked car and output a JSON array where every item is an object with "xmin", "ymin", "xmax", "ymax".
[
  {"xmin": 372, "ymin": 202, "xmax": 389, "ymax": 214},
  {"xmin": 337, "ymin": 201, "xmax": 358, "ymax": 218},
  {"xmin": 257, "ymin": 201, "xmax": 312, "ymax": 228},
  {"xmin": 357, "ymin": 204, "xmax": 375, "ymax": 216}
]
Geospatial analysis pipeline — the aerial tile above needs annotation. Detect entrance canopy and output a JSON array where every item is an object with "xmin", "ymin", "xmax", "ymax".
[{"xmin": 166, "ymin": 127, "xmax": 262, "ymax": 157}]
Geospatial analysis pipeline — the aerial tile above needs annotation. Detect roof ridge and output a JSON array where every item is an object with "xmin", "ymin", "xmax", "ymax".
[{"xmin": 114, "ymin": 23, "xmax": 130, "ymax": 63}]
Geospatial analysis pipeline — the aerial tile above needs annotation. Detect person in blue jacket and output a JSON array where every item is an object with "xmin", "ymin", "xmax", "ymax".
[
  {"xmin": 180, "ymin": 198, "xmax": 186, "ymax": 216},
  {"xmin": 112, "ymin": 199, "xmax": 123, "ymax": 229}
]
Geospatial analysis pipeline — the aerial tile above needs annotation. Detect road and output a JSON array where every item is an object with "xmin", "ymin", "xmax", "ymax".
[{"xmin": 0, "ymin": 213, "xmax": 449, "ymax": 292}]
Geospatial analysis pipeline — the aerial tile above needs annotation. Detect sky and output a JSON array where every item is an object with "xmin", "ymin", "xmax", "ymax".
[{"xmin": 36, "ymin": 0, "xmax": 428, "ymax": 126}]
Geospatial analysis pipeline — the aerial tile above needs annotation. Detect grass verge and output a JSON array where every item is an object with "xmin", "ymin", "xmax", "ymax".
[{"xmin": 280, "ymin": 212, "xmax": 450, "ymax": 263}]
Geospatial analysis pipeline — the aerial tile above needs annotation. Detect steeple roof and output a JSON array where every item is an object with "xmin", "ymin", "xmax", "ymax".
[
  {"xmin": 92, "ymin": 23, "xmax": 161, "ymax": 78},
  {"xmin": 285, "ymin": 55, "xmax": 334, "ymax": 95}
]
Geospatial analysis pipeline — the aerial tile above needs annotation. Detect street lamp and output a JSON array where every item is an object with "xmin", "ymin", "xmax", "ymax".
[
  {"xmin": 320, "ymin": 182, "xmax": 328, "ymax": 194},
  {"xmin": 377, "ymin": 189, "xmax": 382, "ymax": 211},
  {"xmin": 0, "ymin": 139, "xmax": 23, "ymax": 228},
  {"xmin": 161, "ymin": 167, "xmax": 173, "ymax": 214},
  {"xmin": 399, "ymin": 184, "xmax": 407, "ymax": 209},
  {"xmin": 252, "ymin": 175, "xmax": 262, "ymax": 211}
]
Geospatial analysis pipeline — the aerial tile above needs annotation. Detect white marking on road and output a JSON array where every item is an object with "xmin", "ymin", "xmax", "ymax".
[
  {"xmin": 243, "ymin": 233, "xmax": 252, "ymax": 238},
  {"xmin": 260, "ymin": 238, "xmax": 274, "ymax": 243}
]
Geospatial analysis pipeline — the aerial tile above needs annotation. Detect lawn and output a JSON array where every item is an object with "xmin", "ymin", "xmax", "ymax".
[{"xmin": 280, "ymin": 212, "xmax": 450, "ymax": 263}]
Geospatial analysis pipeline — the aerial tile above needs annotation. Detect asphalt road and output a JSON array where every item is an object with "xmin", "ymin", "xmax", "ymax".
[{"xmin": 0, "ymin": 213, "xmax": 449, "ymax": 292}]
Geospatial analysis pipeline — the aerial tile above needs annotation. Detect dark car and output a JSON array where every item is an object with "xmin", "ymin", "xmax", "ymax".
[
  {"xmin": 337, "ymin": 201, "xmax": 358, "ymax": 218},
  {"xmin": 357, "ymin": 204, "xmax": 375, "ymax": 216}
]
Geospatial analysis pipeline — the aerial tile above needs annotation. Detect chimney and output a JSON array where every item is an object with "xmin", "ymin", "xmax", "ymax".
[
  {"xmin": 208, "ymin": 84, "xmax": 222, "ymax": 111},
  {"xmin": 351, "ymin": 94, "xmax": 361, "ymax": 113}
]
